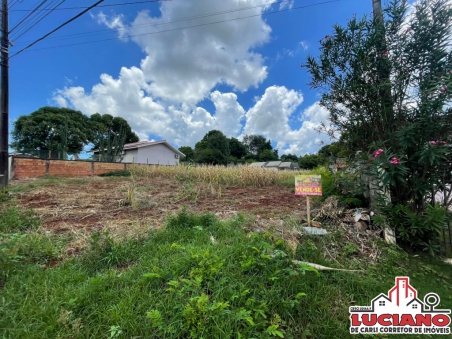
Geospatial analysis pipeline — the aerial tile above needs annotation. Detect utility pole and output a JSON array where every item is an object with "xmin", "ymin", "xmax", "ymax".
[
  {"xmin": 372, "ymin": 0, "xmax": 383, "ymax": 23},
  {"xmin": 0, "ymin": 0, "xmax": 9, "ymax": 189}
]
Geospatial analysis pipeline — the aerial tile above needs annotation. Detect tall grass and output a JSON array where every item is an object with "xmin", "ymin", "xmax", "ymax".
[{"xmin": 130, "ymin": 164, "xmax": 309, "ymax": 187}]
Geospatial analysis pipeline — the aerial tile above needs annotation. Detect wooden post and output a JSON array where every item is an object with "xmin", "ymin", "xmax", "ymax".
[
  {"xmin": 48, "ymin": 150, "xmax": 51, "ymax": 159},
  {"xmin": 306, "ymin": 196, "xmax": 311, "ymax": 227}
]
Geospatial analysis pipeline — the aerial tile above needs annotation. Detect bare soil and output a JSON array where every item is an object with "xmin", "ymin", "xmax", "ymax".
[{"xmin": 11, "ymin": 176, "xmax": 306, "ymax": 238}]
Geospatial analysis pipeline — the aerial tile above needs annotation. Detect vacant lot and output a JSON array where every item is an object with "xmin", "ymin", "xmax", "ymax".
[
  {"xmin": 11, "ymin": 175, "xmax": 305, "ymax": 235},
  {"xmin": 2, "ymin": 174, "xmax": 452, "ymax": 339}
]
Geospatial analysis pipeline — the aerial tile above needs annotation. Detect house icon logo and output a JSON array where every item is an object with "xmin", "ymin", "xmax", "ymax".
[{"xmin": 349, "ymin": 276, "xmax": 451, "ymax": 335}]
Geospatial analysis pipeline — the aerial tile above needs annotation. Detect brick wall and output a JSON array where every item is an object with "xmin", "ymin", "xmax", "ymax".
[
  {"xmin": 13, "ymin": 158, "xmax": 47, "ymax": 179},
  {"xmin": 12, "ymin": 157, "xmax": 129, "ymax": 180}
]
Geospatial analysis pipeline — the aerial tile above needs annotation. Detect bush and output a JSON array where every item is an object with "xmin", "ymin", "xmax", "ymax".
[
  {"xmin": 98, "ymin": 170, "xmax": 131, "ymax": 177},
  {"xmin": 374, "ymin": 203, "xmax": 447, "ymax": 255},
  {"xmin": 307, "ymin": 166, "xmax": 367, "ymax": 208}
]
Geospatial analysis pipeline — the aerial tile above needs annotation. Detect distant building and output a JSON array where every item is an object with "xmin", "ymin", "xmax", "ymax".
[
  {"xmin": 248, "ymin": 161, "xmax": 299, "ymax": 171},
  {"xmin": 92, "ymin": 140, "xmax": 185, "ymax": 166}
]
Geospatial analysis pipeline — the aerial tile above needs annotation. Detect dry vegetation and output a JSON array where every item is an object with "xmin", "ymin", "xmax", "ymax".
[
  {"xmin": 10, "ymin": 169, "xmax": 310, "ymax": 255},
  {"xmin": 130, "ymin": 163, "xmax": 309, "ymax": 187}
]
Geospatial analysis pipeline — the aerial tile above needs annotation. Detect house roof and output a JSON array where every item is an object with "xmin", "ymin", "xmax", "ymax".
[
  {"xmin": 265, "ymin": 161, "xmax": 282, "ymax": 167},
  {"xmin": 92, "ymin": 140, "xmax": 186, "ymax": 157}
]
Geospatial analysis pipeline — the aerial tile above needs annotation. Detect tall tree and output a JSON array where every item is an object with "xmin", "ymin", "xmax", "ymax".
[
  {"xmin": 242, "ymin": 135, "xmax": 273, "ymax": 156},
  {"xmin": 89, "ymin": 113, "xmax": 139, "ymax": 150},
  {"xmin": 178, "ymin": 146, "xmax": 195, "ymax": 163},
  {"xmin": 228, "ymin": 137, "xmax": 247, "ymax": 160},
  {"xmin": 303, "ymin": 0, "xmax": 452, "ymax": 251},
  {"xmin": 11, "ymin": 106, "xmax": 91, "ymax": 158},
  {"xmin": 280, "ymin": 153, "xmax": 299, "ymax": 162},
  {"xmin": 194, "ymin": 130, "xmax": 230, "ymax": 165}
]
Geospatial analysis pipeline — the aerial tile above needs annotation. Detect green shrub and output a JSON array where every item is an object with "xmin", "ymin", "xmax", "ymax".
[
  {"xmin": 374, "ymin": 203, "xmax": 447, "ymax": 255},
  {"xmin": 98, "ymin": 170, "xmax": 131, "ymax": 177},
  {"xmin": 0, "ymin": 207, "xmax": 40, "ymax": 233}
]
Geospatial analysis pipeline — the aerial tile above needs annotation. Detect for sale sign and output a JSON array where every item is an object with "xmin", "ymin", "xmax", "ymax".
[{"xmin": 295, "ymin": 175, "xmax": 322, "ymax": 196}]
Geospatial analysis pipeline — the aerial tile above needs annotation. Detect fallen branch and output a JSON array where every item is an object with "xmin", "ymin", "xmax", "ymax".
[{"xmin": 293, "ymin": 260, "xmax": 364, "ymax": 273}]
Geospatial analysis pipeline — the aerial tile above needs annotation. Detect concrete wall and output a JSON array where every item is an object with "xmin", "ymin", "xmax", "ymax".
[{"xmin": 136, "ymin": 144, "xmax": 180, "ymax": 165}]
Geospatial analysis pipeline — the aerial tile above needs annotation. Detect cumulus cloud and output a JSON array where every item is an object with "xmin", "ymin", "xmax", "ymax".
[
  {"xmin": 53, "ymin": 0, "xmax": 331, "ymax": 155},
  {"xmin": 98, "ymin": 0, "xmax": 276, "ymax": 104},
  {"xmin": 241, "ymin": 91, "xmax": 334, "ymax": 155}
]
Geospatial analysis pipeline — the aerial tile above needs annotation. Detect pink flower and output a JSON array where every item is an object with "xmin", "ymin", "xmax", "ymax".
[
  {"xmin": 439, "ymin": 141, "xmax": 447, "ymax": 145},
  {"xmin": 440, "ymin": 87, "xmax": 447, "ymax": 93},
  {"xmin": 382, "ymin": 51, "xmax": 389, "ymax": 57},
  {"xmin": 450, "ymin": 70, "xmax": 452, "ymax": 74},
  {"xmin": 430, "ymin": 141, "xmax": 437, "ymax": 145},
  {"xmin": 373, "ymin": 149, "xmax": 384, "ymax": 157},
  {"xmin": 257, "ymin": 215, "xmax": 261, "ymax": 219},
  {"xmin": 389, "ymin": 157, "xmax": 401, "ymax": 165},
  {"xmin": 407, "ymin": 27, "xmax": 413, "ymax": 33}
]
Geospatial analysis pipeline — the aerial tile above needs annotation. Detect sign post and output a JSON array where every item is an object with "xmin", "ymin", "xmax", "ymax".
[{"xmin": 295, "ymin": 175, "xmax": 322, "ymax": 226}]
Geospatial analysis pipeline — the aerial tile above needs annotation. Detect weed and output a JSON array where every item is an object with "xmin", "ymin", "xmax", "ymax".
[
  {"xmin": 0, "ymin": 206, "xmax": 40, "ymax": 233},
  {"xmin": 99, "ymin": 170, "xmax": 131, "ymax": 177}
]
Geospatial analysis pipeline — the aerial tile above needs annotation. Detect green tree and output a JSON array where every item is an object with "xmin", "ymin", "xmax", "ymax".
[
  {"xmin": 242, "ymin": 135, "xmax": 272, "ymax": 156},
  {"xmin": 11, "ymin": 106, "xmax": 91, "ymax": 158},
  {"xmin": 228, "ymin": 137, "xmax": 247, "ymax": 160},
  {"xmin": 280, "ymin": 153, "xmax": 299, "ymax": 162},
  {"xmin": 194, "ymin": 130, "xmax": 230, "ymax": 165},
  {"xmin": 298, "ymin": 154, "xmax": 327, "ymax": 169},
  {"xmin": 89, "ymin": 113, "xmax": 138, "ymax": 150},
  {"xmin": 179, "ymin": 146, "xmax": 195, "ymax": 163},
  {"xmin": 259, "ymin": 149, "xmax": 278, "ymax": 161},
  {"xmin": 303, "ymin": 0, "xmax": 452, "ymax": 251}
]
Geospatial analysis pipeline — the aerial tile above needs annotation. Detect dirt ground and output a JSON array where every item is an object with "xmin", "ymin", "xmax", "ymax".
[{"xmin": 11, "ymin": 176, "xmax": 307, "ymax": 239}]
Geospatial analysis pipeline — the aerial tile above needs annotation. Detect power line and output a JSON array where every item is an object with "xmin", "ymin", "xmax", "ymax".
[
  {"xmin": 10, "ymin": 0, "xmax": 105, "ymax": 58},
  {"xmin": 14, "ymin": 0, "xmax": 296, "ymax": 46},
  {"xmin": 8, "ymin": 0, "xmax": 21, "ymax": 9},
  {"xmin": 9, "ymin": 0, "xmax": 48, "ymax": 34},
  {"xmin": 10, "ymin": 0, "xmax": 170, "ymax": 11},
  {"xmin": 9, "ymin": 0, "xmax": 339, "ymax": 57},
  {"xmin": 11, "ymin": 0, "xmax": 66, "ymax": 41}
]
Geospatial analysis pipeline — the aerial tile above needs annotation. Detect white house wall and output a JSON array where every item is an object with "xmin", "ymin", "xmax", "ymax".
[
  {"xmin": 123, "ymin": 149, "xmax": 138, "ymax": 163},
  {"xmin": 137, "ymin": 144, "xmax": 180, "ymax": 165}
]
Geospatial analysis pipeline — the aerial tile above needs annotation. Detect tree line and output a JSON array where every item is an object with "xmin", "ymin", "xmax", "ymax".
[
  {"xmin": 11, "ymin": 106, "xmax": 346, "ymax": 169},
  {"xmin": 11, "ymin": 106, "xmax": 139, "ymax": 160},
  {"xmin": 178, "ymin": 129, "xmax": 347, "ymax": 169}
]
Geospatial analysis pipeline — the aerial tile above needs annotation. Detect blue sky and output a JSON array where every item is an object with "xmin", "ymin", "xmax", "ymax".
[{"xmin": 9, "ymin": 0, "xmax": 373, "ymax": 156}]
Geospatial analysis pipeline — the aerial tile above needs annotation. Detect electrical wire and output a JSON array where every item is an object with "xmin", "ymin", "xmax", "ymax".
[
  {"xmin": 10, "ymin": 0, "xmax": 170, "ymax": 11},
  {"xmin": 10, "ymin": 0, "xmax": 105, "ymax": 59},
  {"xmin": 8, "ymin": 0, "xmax": 22, "ymax": 10},
  {"xmin": 9, "ymin": 0, "xmax": 339, "ymax": 58},
  {"xmin": 14, "ymin": 0, "xmax": 295, "ymax": 46},
  {"xmin": 11, "ymin": 0, "xmax": 66, "ymax": 41},
  {"xmin": 9, "ymin": 0, "xmax": 48, "ymax": 34}
]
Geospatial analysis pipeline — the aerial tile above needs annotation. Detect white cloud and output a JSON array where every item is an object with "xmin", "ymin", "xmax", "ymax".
[
  {"xmin": 97, "ymin": 0, "xmax": 276, "ymax": 104},
  {"xmin": 299, "ymin": 40, "xmax": 309, "ymax": 50},
  {"xmin": 53, "ymin": 0, "xmax": 331, "ymax": 155},
  {"xmin": 241, "ymin": 92, "xmax": 334, "ymax": 155},
  {"xmin": 279, "ymin": 0, "xmax": 294, "ymax": 10},
  {"xmin": 96, "ymin": 12, "xmax": 129, "ymax": 41}
]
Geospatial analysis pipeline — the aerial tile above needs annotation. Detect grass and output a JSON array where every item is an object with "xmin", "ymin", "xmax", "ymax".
[{"xmin": 1, "ymin": 206, "xmax": 451, "ymax": 338}]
